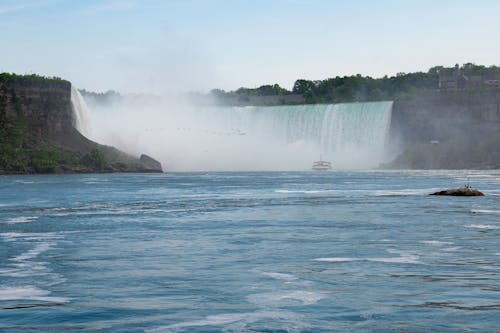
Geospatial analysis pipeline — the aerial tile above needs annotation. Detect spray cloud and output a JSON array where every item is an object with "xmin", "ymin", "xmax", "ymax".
[{"xmin": 83, "ymin": 95, "xmax": 392, "ymax": 172}]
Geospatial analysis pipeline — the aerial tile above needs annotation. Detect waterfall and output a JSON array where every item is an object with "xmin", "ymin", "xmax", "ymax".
[
  {"xmin": 70, "ymin": 85, "xmax": 91, "ymax": 138},
  {"xmin": 86, "ymin": 98, "xmax": 393, "ymax": 171},
  {"xmin": 228, "ymin": 101, "xmax": 393, "ymax": 159},
  {"xmin": 185, "ymin": 101, "xmax": 393, "ymax": 169}
]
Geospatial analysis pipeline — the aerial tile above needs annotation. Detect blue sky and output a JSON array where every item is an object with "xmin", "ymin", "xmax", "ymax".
[{"xmin": 1, "ymin": 0, "xmax": 500, "ymax": 93}]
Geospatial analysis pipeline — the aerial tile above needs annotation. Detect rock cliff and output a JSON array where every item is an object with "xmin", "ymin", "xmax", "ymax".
[
  {"xmin": 0, "ymin": 74, "xmax": 162, "ymax": 174},
  {"xmin": 386, "ymin": 90, "xmax": 500, "ymax": 169}
]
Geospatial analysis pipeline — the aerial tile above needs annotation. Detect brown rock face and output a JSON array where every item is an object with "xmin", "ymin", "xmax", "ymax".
[
  {"xmin": 1, "ymin": 78, "xmax": 73, "ymax": 140},
  {"xmin": 430, "ymin": 187, "xmax": 484, "ymax": 196}
]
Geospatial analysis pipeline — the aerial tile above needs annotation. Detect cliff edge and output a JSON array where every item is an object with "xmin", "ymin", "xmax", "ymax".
[{"xmin": 0, "ymin": 73, "xmax": 162, "ymax": 174}]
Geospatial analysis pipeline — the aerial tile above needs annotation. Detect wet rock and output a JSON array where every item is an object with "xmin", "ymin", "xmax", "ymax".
[{"xmin": 430, "ymin": 187, "xmax": 484, "ymax": 196}]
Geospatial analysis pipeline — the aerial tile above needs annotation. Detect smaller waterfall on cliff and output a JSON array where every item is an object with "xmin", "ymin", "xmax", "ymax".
[{"xmin": 71, "ymin": 85, "xmax": 91, "ymax": 138}]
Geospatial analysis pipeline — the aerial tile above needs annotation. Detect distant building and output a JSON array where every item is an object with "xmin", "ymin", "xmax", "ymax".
[{"xmin": 439, "ymin": 64, "xmax": 500, "ymax": 91}]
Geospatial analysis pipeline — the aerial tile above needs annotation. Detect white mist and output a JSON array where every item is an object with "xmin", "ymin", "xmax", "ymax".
[{"xmin": 84, "ymin": 96, "xmax": 392, "ymax": 172}]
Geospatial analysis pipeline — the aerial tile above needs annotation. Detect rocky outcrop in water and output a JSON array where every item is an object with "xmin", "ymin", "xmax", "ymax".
[
  {"xmin": 430, "ymin": 187, "xmax": 484, "ymax": 196},
  {"xmin": 0, "ymin": 73, "xmax": 162, "ymax": 174}
]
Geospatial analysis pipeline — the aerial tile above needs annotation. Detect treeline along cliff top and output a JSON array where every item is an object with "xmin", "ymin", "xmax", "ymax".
[
  {"xmin": 81, "ymin": 63, "xmax": 500, "ymax": 107},
  {"xmin": 207, "ymin": 63, "xmax": 500, "ymax": 106}
]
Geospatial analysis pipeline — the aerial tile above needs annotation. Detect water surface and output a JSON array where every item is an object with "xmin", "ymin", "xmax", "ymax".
[{"xmin": 1, "ymin": 171, "xmax": 500, "ymax": 332}]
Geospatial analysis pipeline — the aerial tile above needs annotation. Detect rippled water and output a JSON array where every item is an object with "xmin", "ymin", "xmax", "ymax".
[{"xmin": 1, "ymin": 171, "xmax": 500, "ymax": 332}]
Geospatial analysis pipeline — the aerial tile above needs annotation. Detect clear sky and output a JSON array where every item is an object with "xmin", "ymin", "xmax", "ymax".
[{"xmin": 1, "ymin": 0, "xmax": 500, "ymax": 93}]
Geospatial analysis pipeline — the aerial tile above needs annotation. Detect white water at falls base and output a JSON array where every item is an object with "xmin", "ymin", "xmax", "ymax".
[
  {"xmin": 70, "ymin": 86, "xmax": 91, "ymax": 138},
  {"xmin": 87, "ymin": 100, "xmax": 393, "ymax": 171}
]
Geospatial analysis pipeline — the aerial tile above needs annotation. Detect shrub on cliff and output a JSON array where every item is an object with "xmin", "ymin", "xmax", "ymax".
[{"xmin": 80, "ymin": 149, "xmax": 107, "ymax": 171}]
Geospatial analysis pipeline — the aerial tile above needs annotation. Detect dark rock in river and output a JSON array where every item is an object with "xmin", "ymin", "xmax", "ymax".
[{"xmin": 430, "ymin": 187, "xmax": 484, "ymax": 196}]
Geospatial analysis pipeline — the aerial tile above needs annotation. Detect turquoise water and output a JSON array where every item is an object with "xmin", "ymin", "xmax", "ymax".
[{"xmin": 1, "ymin": 171, "xmax": 500, "ymax": 332}]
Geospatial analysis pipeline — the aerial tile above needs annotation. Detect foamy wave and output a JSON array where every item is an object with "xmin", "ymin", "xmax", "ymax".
[
  {"xmin": 247, "ymin": 290, "xmax": 324, "ymax": 306},
  {"xmin": 370, "ymin": 255, "xmax": 420, "ymax": 264},
  {"xmin": 14, "ymin": 180, "xmax": 36, "ymax": 184},
  {"xmin": 262, "ymin": 272, "xmax": 298, "ymax": 281},
  {"xmin": 12, "ymin": 242, "xmax": 54, "ymax": 261},
  {"xmin": 1, "ymin": 232, "xmax": 62, "ymax": 242},
  {"xmin": 276, "ymin": 188, "xmax": 435, "ymax": 197},
  {"xmin": 275, "ymin": 189, "xmax": 338, "ymax": 194},
  {"xmin": 147, "ymin": 310, "xmax": 303, "ymax": 333},
  {"xmin": 2, "ymin": 216, "xmax": 38, "ymax": 224},
  {"xmin": 420, "ymin": 240, "xmax": 454, "ymax": 246},
  {"xmin": 371, "ymin": 189, "xmax": 435, "ymax": 196},
  {"xmin": 314, "ymin": 254, "xmax": 420, "ymax": 264},
  {"xmin": 0, "ymin": 286, "xmax": 69, "ymax": 303},
  {"xmin": 442, "ymin": 246, "xmax": 461, "ymax": 252},
  {"xmin": 1, "ymin": 266, "xmax": 54, "ymax": 278},
  {"xmin": 0, "ymin": 232, "xmax": 65, "ymax": 284},
  {"xmin": 471, "ymin": 209, "xmax": 500, "ymax": 215},
  {"xmin": 465, "ymin": 224, "xmax": 500, "ymax": 230},
  {"xmin": 314, "ymin": 257, "xmax": 357, "ymax": 262}
]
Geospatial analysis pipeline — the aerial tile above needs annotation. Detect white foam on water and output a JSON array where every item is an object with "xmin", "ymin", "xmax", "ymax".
[
  {"xmin": 0, "ymin": 286, "xmax": 69, "ymax": 303},
  {"xmin": 275, "ymin": 189, "xmax": 338, "ymax": 194},
  {"xmin": 48, "ymin": 212, "xmax": 72, "ymax": 217},
  {"xmin": 12, "ymin": 242, "xmax": 54, "ymax": 261},
  {"xmin": 0, "ymin": 232, "xmax": 62, "ymax": 241},
  {"xmin": 465, "ymin": 224, "xmax": 500, "ymax": 230},
  {"xmin": 2, "ymin": 266, "xmax": 48, "ymax": 278},
  {"xmin": 276, "ymin": 188, "xmax": 436, "ymax": 197},
  {"xmin": 13, "ymin": 180, "xmax": 36, "ymax": 184},
  {"xmin": 262, "ymin": 272, "xmax": 298, "ymax": 281},
  {"xmin": 314, "ymin": 257, "xmax": 358, "ymax": 262},
  {"xmin": 420, "ymin": 240, "xmax": 454, "ymax": 246},
  {"xmin": 371, "ymin": 189, "xmax": 434, "ymax": 196},
  {"xmin": 471, "ymin": 209, "xmax": 500, "ymax": 215},
  {"xmin": 47, "ymin": 207, "xmax": 71, "ymax": 211},
  {"xmin": 0, "ymin": 232, "xmax": 66, "ymax": 285},
  {"xmin": 2, "ymin": 216, "xmax": 38, "ymax": 224},
  {"xmin": 383, "ymin": 249, "xmax": 421, "ymax": 264},
  {"xmin": 370, "ymin": 255, "xmax": 420, "ymax": 264},
  {"xmin": 442, "ymin": 246, "xmax": 461, "ymax": 252},
  {"xmin": 247, "ymin": 290, "xmax": 324, "ymax": 306},
  {"xmin": 0, "ymin": 268, "xmax": 18, "ymax": 275},
  {"xmin": 314, "ymin": 252, "xmax": 421, "ymax": 264},
  {"xmin": 147, "ymin": 310, "xmax": 303, "ymax": 333}
]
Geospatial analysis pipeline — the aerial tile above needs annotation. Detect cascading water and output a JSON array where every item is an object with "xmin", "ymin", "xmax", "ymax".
[
  {"xmin": 226, "ymin": 102, "xmax": 393, "ymax": 161},
  {"xmin": 70, "ymin": 85, "xmax": 91, "ymax": 138},
  {"xmin": 86, "ymin": 97, "xmax": 393, "ymax": 171}
]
